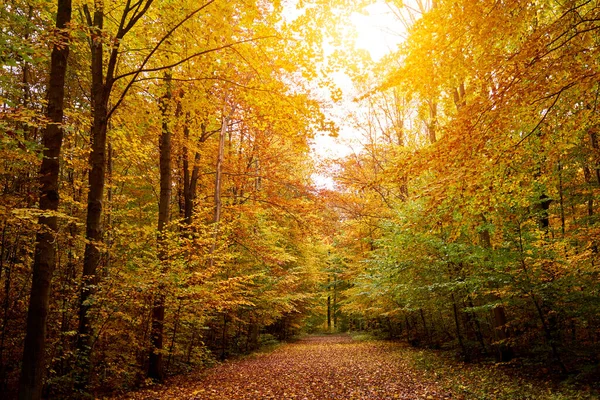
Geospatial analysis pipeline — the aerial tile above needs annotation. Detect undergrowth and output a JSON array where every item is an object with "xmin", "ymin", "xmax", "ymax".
[{"xmin": 350, "ymin": 332, "xmax": 599, "ymax": 399}]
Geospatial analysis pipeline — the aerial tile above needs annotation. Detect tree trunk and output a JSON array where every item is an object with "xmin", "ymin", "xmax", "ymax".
[
  {"xmin": 208, "ymin": 114, "xmax": 229, "ymax": 268},
  {"xmin": 182, "ymin": 121, "xmax": 204, "ymax": 225},
  {"xmin": 451, "ymin": 295, "xmax": 467, "ymax": 360},
  {"xmin": 327, "ymin": 276, "xmax": 331, "ymax": 331},
  {"xmin": 148, "ymin": 73, "xmax": 173, "ymax": 382},
  {"xmin": 419, "ymin": 308, "xmax": 431, "ymax": 345},
  {"xmin": 77, "ymin": 5, "xmax": 109, "ymax": 387},
  {"xmin": 465, "ymin": 298, "xmax": 487, "ymax": 355},
  {"xmin": 492, "ymin": 305, "xmax": 513, "ymax": 361},
  {"xmin": 75, "ymin": 0, "xmax": 161, "ymax": 389},
  {"xmin": 333, "ymin": 275, "xmax": 338, "ymax": 330},
  {"xmin": 480, "ymin": 214, "xmax": 513, "ymax": 361},
  {"xmin": 19, "ymin": 1, "xmax": 71, "ymax": 398}
]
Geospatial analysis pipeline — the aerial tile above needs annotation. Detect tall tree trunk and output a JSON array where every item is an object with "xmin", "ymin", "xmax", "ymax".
[
  {"xmin": 76, "ymin": 0, "xmax": 157, "ymax": 384},
  {"xmin": 19, "ymin": 1, "xmax": 71, "ymax": 398},
  {"xmin": 148, "ymin": 73, "xmax": 173, "ymax": 382},
  {"xmin": 77, "ymin": 5, "xmax": 109, "ymax": 387}
]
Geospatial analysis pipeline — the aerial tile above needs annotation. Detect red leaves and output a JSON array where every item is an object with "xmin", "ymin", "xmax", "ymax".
[{"xmin": 121, "ymin": 335, "xmax": 450, "ymax": 399}]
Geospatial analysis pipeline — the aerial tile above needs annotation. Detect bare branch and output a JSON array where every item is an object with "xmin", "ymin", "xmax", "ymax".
[
  {"xmin": 106, "ymin": 0, "xmax": 217, "ymax": 119},
  {"xmin": 114, "ymin": 36, "xmax": 276, "ymax": 81},
  {"xmin": 109, "ymin": 35, "xmax": 275, "ymax": 119},
  {"xmin": 122, "ymin": 0, "xmax": 154, "ymax": 37}
]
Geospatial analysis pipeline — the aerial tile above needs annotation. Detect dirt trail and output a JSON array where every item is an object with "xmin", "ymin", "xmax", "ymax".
[{"xmin": 123, "ymin": 335, "xmax": 451, "ymax": 399}]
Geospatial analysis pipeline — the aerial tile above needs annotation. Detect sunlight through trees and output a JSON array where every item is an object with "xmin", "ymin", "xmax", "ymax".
[{"xmin": 1, "ymin": 0, "xmax": 599, "ymax": 398}]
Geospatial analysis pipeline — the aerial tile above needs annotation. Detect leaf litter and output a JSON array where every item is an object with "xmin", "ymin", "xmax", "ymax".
[{"xmin": 115, "ymin": 334, "xmax": 451, "ymax": 399}]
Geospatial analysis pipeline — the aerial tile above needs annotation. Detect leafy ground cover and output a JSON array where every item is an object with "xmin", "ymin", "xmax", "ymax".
[
  {"xmin": 113, "ymin": 335, "xmax": 449, "ymax": 399},
  {"xmin": 402, "ymin": 347, "xmax": 598, "ymax": 399},
  {"xmin": 110, "ymin": 335, "xmax": 598, "ymax": 399}
]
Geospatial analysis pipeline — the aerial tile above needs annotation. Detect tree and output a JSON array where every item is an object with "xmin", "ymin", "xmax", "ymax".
[
  {"xmin": 18, "ymin": 1, "xmax": 72, "ymax": 398},
  {"xmin": 331, "ymin": 0, "xmax": 600, "ymax": 370},
  {"xmin": 147, "ymin": 72, "xmax": 173, "ymax": 382}
]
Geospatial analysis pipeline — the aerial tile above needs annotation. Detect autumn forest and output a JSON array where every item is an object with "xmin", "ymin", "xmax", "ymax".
[{"xmin": 1, "ymin": 0, "xmax": 599, "ymax": 398}]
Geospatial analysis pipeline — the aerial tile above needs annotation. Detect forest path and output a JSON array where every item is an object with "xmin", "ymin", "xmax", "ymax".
[{"xmin": 123, "ymin": 334, "xmax": 451, "ymax": 399}]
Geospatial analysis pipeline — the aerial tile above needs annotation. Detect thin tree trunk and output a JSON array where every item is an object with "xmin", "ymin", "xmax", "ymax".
[
  {"xmin": 182, "ymin": 121, "xmax": 192, "ymax": 223},
  {"xmin": 530, "ymin": 292, "xmax": 568, "ymax": 373},
  {"xmin": 220, "ymin": 313, "xmax": 228, "ymax": 360},
  {"xmin": 166, "ymin": 299, "xmax": 182, "ymax": 374},
  {"xmin": 590, "ymin": 130, "xmax": 600, "ymax": 185},
  {"xmin": 19, "ymin": 1, "xmax": 71, "ymax": 398},
  {"xmin": 104, "ymin": 140, "xmax": 113, "ymax": 277},
  {"xmin": 0, "ymin": 226, "xmax": 14, "ymax": 392},
  {"xmin": 182, "ymin": 121, "xmax": 204, "ymax": 225},
  {"xmin": 208, "ymin": 114, "xmax": 229, "ymax": 268},
  {"xmin": 451, "ymin": 295, "xmax": 467, "ymax": 360},
  {"xmin": 465, "ymin": 298, "xmax": 487, "ymax": 355},
  {"xmin": 557, "ymin": 159, "xmax": 565, "ymax": 236},
  {"xmin": 333, "ymin": 275, "xmax": 338, "ymax": 330},
  {"xmin": 480, "ymin": 214, "xmax": 513, "ymax": 361},
  {"xmin": 327, "ymin": 276, "xmax": 331, "ymax": 331},
  {"xmin": 186, "ymin": 330, "xmax": 196, "ymax": 364},
  {"xmin": 517, "ymin": 223, "xmax": 566, "ymax": 372},
  {"xmin": 419, "ymin": 308, "xmax": 431, "ymax": 346},
  {"xmin": 583, "ymin": 166, "xmax": 597, "ymax": 258},
  {"xmin": 148, "ymin": 73, "xmax": 173, "ymax": 382}
]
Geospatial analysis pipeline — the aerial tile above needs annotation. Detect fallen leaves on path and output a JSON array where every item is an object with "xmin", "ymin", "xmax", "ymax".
[{"xmin": 117, "ymin": 335, "xmax": 452, "ymax": 399}]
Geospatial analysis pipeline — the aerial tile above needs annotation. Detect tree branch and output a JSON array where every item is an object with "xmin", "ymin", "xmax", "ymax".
[
  {"xmin": 106, "ymin": 0, "xmax": 216, "ymax": 119},
  {"xmin": 109, "ymin": 35, "xmax": 276, "ymax": 120}
]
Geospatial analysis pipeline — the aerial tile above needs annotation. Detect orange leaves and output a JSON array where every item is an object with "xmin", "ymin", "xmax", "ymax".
[{"xmin": 119, "ymin": 335, "xmax": 452, "ymax": 400}]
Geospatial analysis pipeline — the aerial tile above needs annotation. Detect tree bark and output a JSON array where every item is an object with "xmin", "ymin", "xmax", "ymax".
[
  {"xmin": 77, "ymin": 2, "xmax": 156, "ymax": 387},
  {"xmin": 491, "ymin": 305, "xmax": 513, "ymax": 361},
  {"xmin": 333, "ymin": 274, "xmax": 338, "ymax": 330},
  {"xmin": 327, "ymin": 276, "xmax": 331, "ymax": 331},
  {"xmin": 182, "ymin": 121, "xmax": 205, "ymax": 225},
  {"xmin": 148, "ymin": 73, "xmax": 173, "ymax": 382},
  {"xmin": 19, "ymin": 1, "xmax": 71, "ymax": 398},
  {"xmin": 208, "ymin": 114, "xmax": 229, "ymax": 268},
  {"xmin": 77, "ymin": 4, "xmax": 109, "ymax": 387}
]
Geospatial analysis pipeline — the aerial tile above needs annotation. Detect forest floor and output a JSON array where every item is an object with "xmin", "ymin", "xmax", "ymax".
[{"xmin": 112, "ymin": 334, "xmax": 598, "ymax": 400}]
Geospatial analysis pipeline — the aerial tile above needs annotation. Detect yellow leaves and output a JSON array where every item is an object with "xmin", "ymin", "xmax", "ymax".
[{"xmin": 11, "ymin": 207, "xmax": 82, "ymax": 224}]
